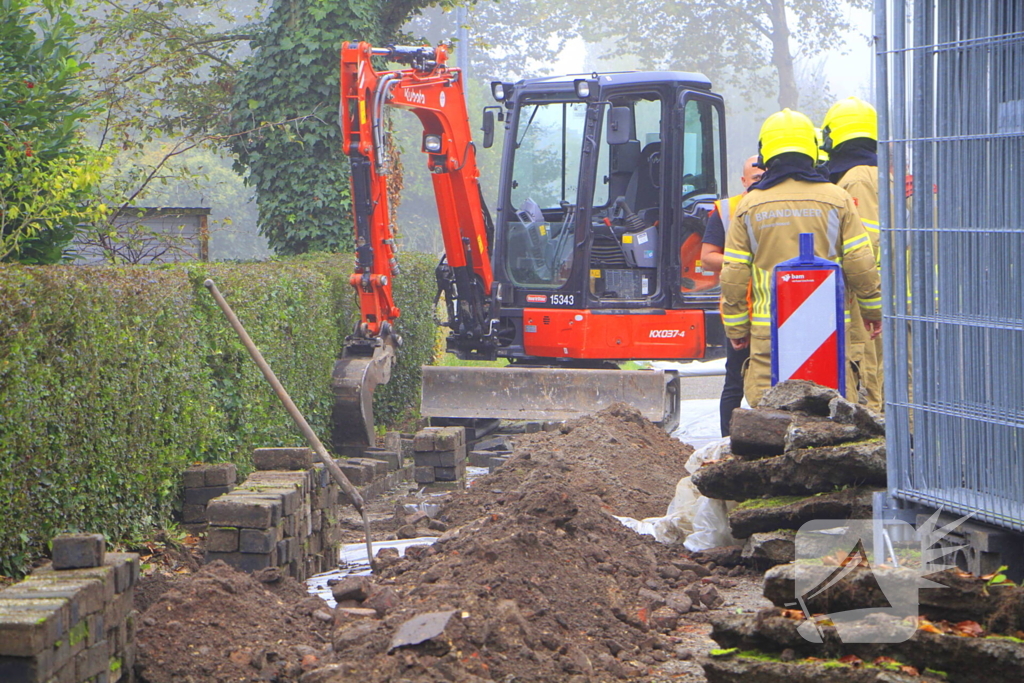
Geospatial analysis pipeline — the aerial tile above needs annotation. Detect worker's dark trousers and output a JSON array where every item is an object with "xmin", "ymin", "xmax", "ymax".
[{"xmin": 720, "ymin": 342, "xmax": 750, "ymax": 437}]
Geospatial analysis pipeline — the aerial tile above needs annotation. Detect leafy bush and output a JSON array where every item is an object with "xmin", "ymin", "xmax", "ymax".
[
  {"xmin": 0, "ymin": 253, "xmax": 436, "ymax": 576},
  {"xmin": 0, "ymin": 0, "xmax": 105, "ymax": 263}
]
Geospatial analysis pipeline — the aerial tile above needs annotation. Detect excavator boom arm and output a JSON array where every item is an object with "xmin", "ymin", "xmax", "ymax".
[
  {"xmin": 333, "ymin": 42, "xmax": 494, "ymax": 450},
  {"xmin": 339, "ymin": 42, "xmax": 493, "ymax": 335}
]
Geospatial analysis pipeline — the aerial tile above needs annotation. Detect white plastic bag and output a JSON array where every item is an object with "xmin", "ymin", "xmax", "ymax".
[
  {"xmin": 614, "ymin": 437, "xmax": 739, "ymax": 550},
  {"xmin": 682, "ymin": 438, "xmax": 740, "ymax": 551}
]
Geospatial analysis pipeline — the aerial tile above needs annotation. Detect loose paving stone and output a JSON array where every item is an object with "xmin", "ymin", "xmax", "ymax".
[{"xmin": 51, "ymin": 533, "xmax": 106, "ymax": 570}]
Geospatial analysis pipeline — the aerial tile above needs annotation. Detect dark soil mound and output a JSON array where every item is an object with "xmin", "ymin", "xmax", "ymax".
[
  {"xmin": 135, "ymin": 562, "xmax": 333, "ymax": 683},
  {"xmin": 319, "ymin": 408, "xmax": 706, "ymax": 681},
  {"xmin": 133, "ymin": 405, "xmax": 712, "ymax": 682},
  {"xmin": 454, "ymin": 403, "xmax": 694, "ymax": 522}
]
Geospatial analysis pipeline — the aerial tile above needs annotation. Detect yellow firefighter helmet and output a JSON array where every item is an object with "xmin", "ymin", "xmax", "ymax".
[
  {"xmin": 821, "ymin": 96, "xmax": 877, "ymax": 151},
  {"xmin": 758, "ymin": 108, "xmax": 818, "ymax": 164}
]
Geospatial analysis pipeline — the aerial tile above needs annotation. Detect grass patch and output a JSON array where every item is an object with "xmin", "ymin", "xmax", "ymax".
[
  {"xmin": 734, "ymin": 495, "xmax": 808, "ymax": 511},
  {"xmin": 436, "ymin": 354, "xmax": 510, "ymax": 367}
]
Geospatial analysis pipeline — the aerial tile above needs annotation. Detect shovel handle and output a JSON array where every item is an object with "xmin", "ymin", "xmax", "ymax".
[{"xmin": 204, "ymin": 279, "xmax": 377, "ymax": 570}]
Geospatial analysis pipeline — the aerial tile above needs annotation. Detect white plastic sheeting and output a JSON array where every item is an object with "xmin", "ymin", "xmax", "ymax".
[
  {"xmin": 308, "ymin": 537, "xmax": 439, "ymax": 606},
  {"xmin": 650, "ymin": 358, "xmax": 727, "ymax": 377},
  {"xmin": 615, "ymin": 434, "xmax": 740, "ymax": 552}
]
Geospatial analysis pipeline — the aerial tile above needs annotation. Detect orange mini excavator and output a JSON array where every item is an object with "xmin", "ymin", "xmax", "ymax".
[{"xmin": 332, "ymin": 43, "xmax": 728, "ymax": 450}]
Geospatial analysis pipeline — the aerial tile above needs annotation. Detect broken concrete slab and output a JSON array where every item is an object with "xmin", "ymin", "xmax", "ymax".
[
  {"xmin": 757, "ymin": 380, "xmax": 841, "ymax": 416},
  {"xmin": 731, "ymin": 407, "xmax": 877, "ymax": 457},
  {"xmin": 728, "ymin": 488, "xmax": 877, "ymax": 539},
  {"xmin": 706, "ymin": 609, "xmax": 1024, "ymax": 683},
  {"xmin": 691, "ymin": 440, "xmax": 886, "ymax": 502},
  {"xmin": 829, "ymin": 396, "xmax": 885, "ymax": 436},
  {"xmin": 729, "ymin": 409, "xmax": 794, "ymax": 458},
  {"xmin": 700, "ymin": 653, "xmax": 940, "ymax": 682},
  {"xmin": 388, "ymin": 610, "xmax": 457, "ymax": 652},
  {"xmin": 784, "ymin": 419, "xmax": 872, "ymax": 451},
  {"xmin": 741, "ymin": 530, "xmax": 795, "ymax": 567},
  {"xmin": 764, "ymin": 564, "xmax": 1024, "ymax": 632}
]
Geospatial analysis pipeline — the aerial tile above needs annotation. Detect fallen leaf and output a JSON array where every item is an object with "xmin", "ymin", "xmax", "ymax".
[
  {"xmin": 899, "ymin": 665, "xmax": 919, "ymax": 675},
  {"xmin": 873, "ymin": 656, "xmax": 900, "ymax": 666},
  {"xmin": 917, "ymin": 618, "xmax": 943, "ymax": 634},
  {"xmin": 954, "ymin": 620, "xmax": 984, "ymax": 637},
  {"xmin": 839, "ymin": 654, "xmax": 863, "ymax": 666},
  {"xmin": 780, "ymin": 609, "xmax": 805, "ymax": 620}
]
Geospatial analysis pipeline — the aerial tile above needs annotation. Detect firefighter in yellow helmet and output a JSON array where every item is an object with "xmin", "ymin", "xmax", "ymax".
[
  {"xmin": 822, "ymin": 96, "xmax": 884, "ymax": 412},
  {"xmin": 720, "ymin": 109, "xmax": 881, "ymax": 407}
]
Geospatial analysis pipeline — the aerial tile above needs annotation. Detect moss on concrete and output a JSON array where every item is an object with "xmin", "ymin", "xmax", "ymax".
[{"xmin": 734, "ymin": 495, "xmax": 808, "ymax": 511}]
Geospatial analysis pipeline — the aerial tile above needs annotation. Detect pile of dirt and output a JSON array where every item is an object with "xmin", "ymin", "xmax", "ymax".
[
  {"xmin": 451, "ymin": 403, "xmax": 695, "ymax": 523},
  {"xmin": 134, "ymin": 562, "xmax": 334, "ymax": 683},
  {"xmin": 307, "ymin": 405, "xmax": 716, "ymax": 681},
  {"xmin": 133, "ymin": 405, "xmax": 732, "ymax": 683}
]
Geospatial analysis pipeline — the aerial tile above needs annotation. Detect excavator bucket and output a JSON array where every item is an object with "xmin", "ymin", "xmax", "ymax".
[
  {"xmin": 420, "ymin": 366, "xmax": 680, "ymax": 431},
  {"xmin": 331, "ymin": 338, "xmax": 397, "ymax": 452}
]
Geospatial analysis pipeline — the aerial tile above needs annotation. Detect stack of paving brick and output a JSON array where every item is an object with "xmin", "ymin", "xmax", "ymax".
[
  {"xmin": 204, "ymin": 444, "xmax": 415, "ymax": 580},
  {"xmin": 412, "ymin": 426, "xmax": 467, "ymax": 488},
  {"xmin": 205, "ymin": 448, "xmax": 323, "ymax": 579},
  {"xmin": 0, "ymin": 533, "xmax": 139, "ymax": 683},
  {"xmin": 180, "ymin": 463, "xmax": 237, "ymax": 527}
]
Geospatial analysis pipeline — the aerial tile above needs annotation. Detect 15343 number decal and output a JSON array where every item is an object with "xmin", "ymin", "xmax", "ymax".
[{"xmin": 549, "ymin": 294, "xmax": 574, "ymax": 306}]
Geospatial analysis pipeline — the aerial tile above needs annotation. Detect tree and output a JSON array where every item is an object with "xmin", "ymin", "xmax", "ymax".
[
  {"xmin": 228, "ymin": 0, "xmax": 446, "ymax": 255},
  {"xmin": 595, "ymin": 0, "xmax": 871, "ymax": 110},
  {"xmin": 0, "ymin": 0, "xmax": 107, "ymax": 263},
  {"xmin": 73, "ymin": 0, "xmax": 259, "ymax": 262},
  {"xmin": 443, "ymin": 0, "xmax": 869, "ymax": 111}
]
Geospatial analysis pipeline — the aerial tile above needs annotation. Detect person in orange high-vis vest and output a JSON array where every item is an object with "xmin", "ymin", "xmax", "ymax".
[{"xmin": 700, "ymin": 155, "xmax": 762, "ymax": 436}]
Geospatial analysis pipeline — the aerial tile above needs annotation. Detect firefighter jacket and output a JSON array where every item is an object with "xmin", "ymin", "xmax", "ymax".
[
  {"xmin": 837, "ymin": 164, "xmax": 880, "ymax": 266},
  {"xmin": 720, "ymin": 178, "xmax": 882, "ymax": 339}
]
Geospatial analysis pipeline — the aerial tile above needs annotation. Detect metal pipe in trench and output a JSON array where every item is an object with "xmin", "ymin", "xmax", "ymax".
[{"xmin": 204, "ymin": 279, "xmax": 376, "ymax": 572}]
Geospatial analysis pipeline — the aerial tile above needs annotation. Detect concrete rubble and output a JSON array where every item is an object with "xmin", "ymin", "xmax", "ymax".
[{"xmin": 688, "ymin": 380, "xmax": 887, "ymax": 568}]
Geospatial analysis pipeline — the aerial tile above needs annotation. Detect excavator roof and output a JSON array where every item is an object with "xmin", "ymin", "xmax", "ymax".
[{"xmin": 515, "ymin": 70, "xmax": 713, "ymax": 92}]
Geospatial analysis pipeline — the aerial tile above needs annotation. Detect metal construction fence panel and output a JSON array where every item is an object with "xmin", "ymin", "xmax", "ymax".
[{"xmin": 875, "ymin": 0, "xmax": 1024, "ymax": 531}]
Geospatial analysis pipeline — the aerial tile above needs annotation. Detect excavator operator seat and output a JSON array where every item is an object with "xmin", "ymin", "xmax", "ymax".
[
  {"xmin": 606, "ymin": 140, "xmax": 641, "ymax": 208},
  {"xmin": 624, "ymin": 141, "xmax": 662, "ymax": 224}
]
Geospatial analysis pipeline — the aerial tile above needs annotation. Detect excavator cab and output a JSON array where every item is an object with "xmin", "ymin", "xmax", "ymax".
[{"xmin": 480, "ymin": 72, "xmax": 728, "ymax": 364}]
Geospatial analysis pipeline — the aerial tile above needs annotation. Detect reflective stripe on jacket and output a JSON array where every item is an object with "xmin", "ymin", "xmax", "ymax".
[
  {"xmin": 714, "ymin": 194, "xmax": 745, "ymax": 235},
  {"xmin": 720, "ymin": 178, "xmax": 881, "ymax": 339}
]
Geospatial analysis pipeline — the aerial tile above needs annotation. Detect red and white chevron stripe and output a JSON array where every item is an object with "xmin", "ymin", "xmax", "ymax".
[{"xmin": 775, "ymin": 269, "xmax": 841, "ymax": 389}]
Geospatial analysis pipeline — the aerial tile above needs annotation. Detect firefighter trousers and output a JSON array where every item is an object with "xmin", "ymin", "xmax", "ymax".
[{"xmin": 743, "ymin": 333, "xmax": 858, "ymax": 408}]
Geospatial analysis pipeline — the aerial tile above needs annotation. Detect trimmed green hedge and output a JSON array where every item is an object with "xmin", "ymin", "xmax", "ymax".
[{"xmin": 0, "ymin": 253, "xmax": 437, "ymax": 576}]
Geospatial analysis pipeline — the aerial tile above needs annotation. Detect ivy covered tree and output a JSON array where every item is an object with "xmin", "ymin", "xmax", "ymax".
[
  {"xmin": 0, "ymin": 0, "xmax": 106, "ymax": 263},
  {"xmin": 228, "ymin": 0, "xmax": 447, "ymax": 255}
]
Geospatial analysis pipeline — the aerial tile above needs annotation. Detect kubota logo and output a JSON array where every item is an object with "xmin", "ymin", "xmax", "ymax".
[
  {"xmin": 404, "ymin": 88, "xmax": 427, "ymax": 104},
  {"xmin": 648, "ymin": 329, "xmax": 685, "ymax": 339}
]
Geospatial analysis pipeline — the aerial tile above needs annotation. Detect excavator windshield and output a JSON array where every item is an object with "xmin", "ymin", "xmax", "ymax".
[{"xmin": 505, "ymin": 100, "xmax": 587, "ymax": 287}]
